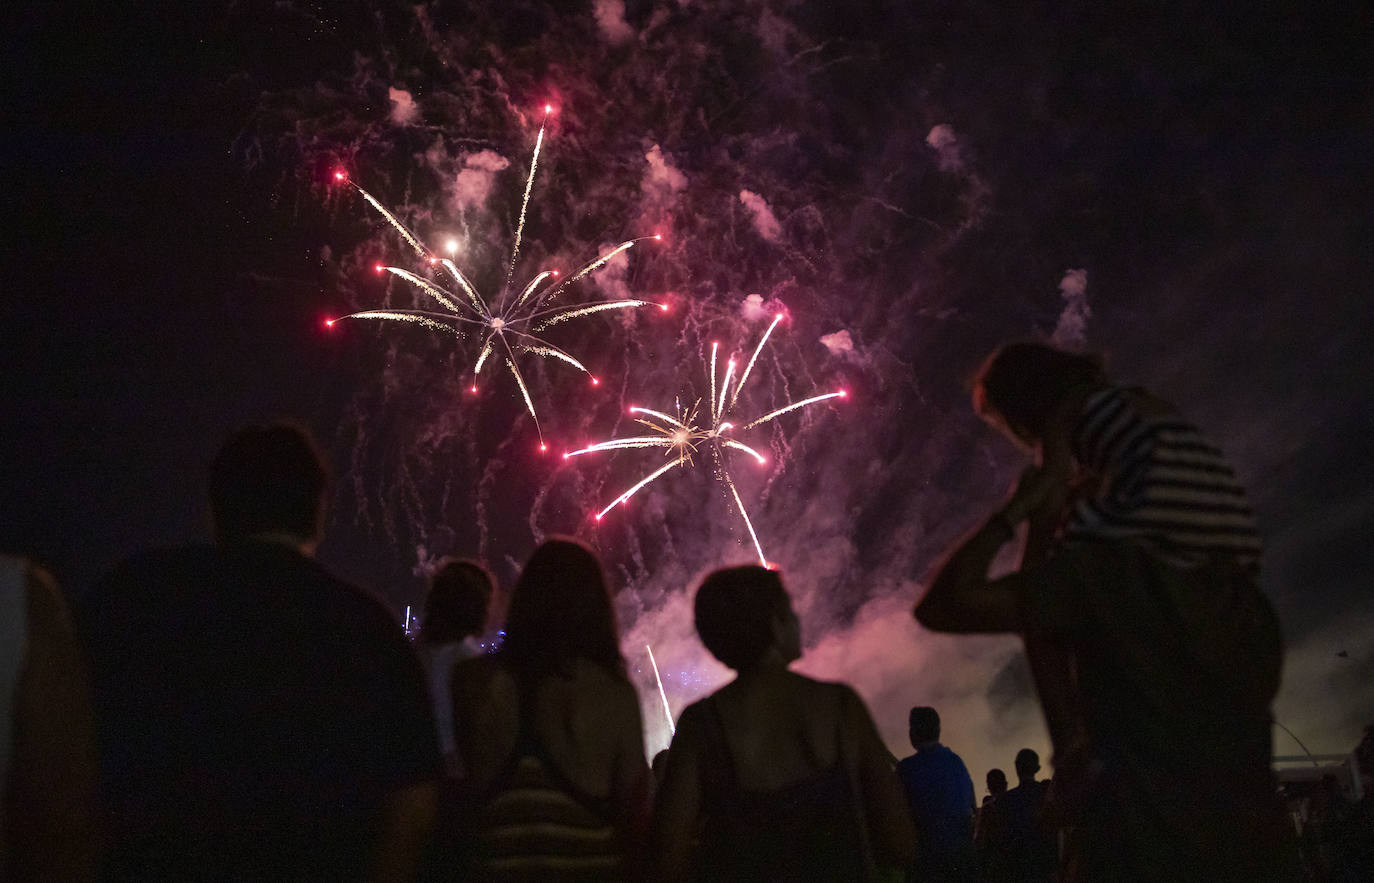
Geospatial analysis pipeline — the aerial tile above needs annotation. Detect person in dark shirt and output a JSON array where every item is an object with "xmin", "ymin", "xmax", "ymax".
[
  {"xmin": 653, "ymin": 565, "xmax": 914, "ymax": 881},
  {"xmin": 84, "ymin": 423, "xmax": 440, "ymax": 882},
  {"xmin": 993, "ymin": 749, "xmax": 1056, "ymax": 882},
  {"xmin": 975, "ymin": 768, "xmax": 1010, "ymax": 880},
  {"xmin": 894, "ymin": 706, "xmax": 976, "ymax": 881},
  {"xmin": 914, "ymin": 342, "xmax": 1290, "ymax": 881}
]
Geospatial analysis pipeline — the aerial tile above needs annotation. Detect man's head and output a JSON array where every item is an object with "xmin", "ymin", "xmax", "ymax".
[
  {"xmin": 973, "ymin": 342, "xmax": 1105, "ymax": 446},
  {"xmin": 987, "ymin": 768, "xmax": 1008, "ymax": 796},
  {"xmin": 209, "ymin": 423, "xmax": 328, "ymax": 550},
  {"xmin": 908, "ymin": 706, "xmax": 941, "ymax": 749},
  {"xmin": 1014, "ymin": 747, "xmax": 1040, "ymax": 782}
]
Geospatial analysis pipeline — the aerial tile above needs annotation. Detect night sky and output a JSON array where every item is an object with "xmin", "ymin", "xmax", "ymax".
[{"xmin": 6, "ymin": 0, "xmax": 1372, "ymax": 776}]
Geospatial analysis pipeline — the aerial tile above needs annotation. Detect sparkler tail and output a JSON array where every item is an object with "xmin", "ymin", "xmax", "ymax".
[
  {"xmin": 331, "ymin": 111, "xmax": 663, "ymax": 446},
  {"xmin": 723, "ymin": 471, "xmax": 768, "ymax": 567},
  {"xmin": 332, "ymin": 311, "xmax": 463, "ymax": 336},
  {"xmin": 567, "ymin": 318, "xmax": 846, "ymax": 564},
  {"xmin": 532, "ymin": 299, "xmax": 651, "ymax": 330},
  {"xmin": 506, "ymin": 112, "xmax": 547, "ymax": 287},
  {"xmin": 594, "ymin": 459, "xmax": 684, "ymax": 519},
  {"xmin": 646, "ymin": 644, "xmax": 675, "ymax": 736},
  {"xmin": 743, "ymin": 391, "xmax": 847, "ymax": 430}
]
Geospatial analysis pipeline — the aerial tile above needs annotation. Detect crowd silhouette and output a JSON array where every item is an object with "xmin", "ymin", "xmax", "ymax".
[{"xmin": 3, "ymin": 342, "xmax": 1372, "ymax": 881}]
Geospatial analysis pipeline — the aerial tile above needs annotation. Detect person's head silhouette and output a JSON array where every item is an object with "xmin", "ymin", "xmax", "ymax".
[
  {"xmin": 209, "ymin": 423, "xmax": 328, "ymax": 553},
  {"xmin": 694, "ymin": 565, "xmax": 799, "ymax": 672}
]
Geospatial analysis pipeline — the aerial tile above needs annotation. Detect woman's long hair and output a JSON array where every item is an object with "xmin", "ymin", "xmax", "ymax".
[{"xmin": 500, "ymin": 538, "xmax": 626, "ymax": 681}]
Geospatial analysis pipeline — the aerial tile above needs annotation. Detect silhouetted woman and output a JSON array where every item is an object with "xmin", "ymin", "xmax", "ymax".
[
  {"xmin": 449, "ymin": 539, "xmax": 648, "ymax": 880},
  {"xmin": 653, "ymin": 565, "xmax": 914, "ymax": 881}
]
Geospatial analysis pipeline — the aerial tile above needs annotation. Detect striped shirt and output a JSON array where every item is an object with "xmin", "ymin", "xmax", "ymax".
[
  {"xmin": 1065, "ymin": 386, "xmax": 1261, "ymax": 568},
  {"xmin": 475, "ymin": 753, "xmax": 625, "ymax": 880}
]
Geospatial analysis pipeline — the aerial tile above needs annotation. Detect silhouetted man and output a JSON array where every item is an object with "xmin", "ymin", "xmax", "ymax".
[
  {"xmin": 995, "ymin": 748, "xmax": 1056, "ymax": 881},
  {"xmin": 915, "ymin": 342, "xmax": 1289, "ymax": 880},
  {"xmin": 895, "ymin": 706, "xmax": 976, "ymax": 881},
  {"xmin": 85, "ymin": 423, "xmax": 440, "ymax": 881},
  {"xmin": 975, "ymin": 767, "xmax": 1010, "ymax": 880}
]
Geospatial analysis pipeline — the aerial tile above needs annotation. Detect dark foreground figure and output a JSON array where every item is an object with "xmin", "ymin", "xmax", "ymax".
[
  {"xmin": 653, "ymin": 565, "xmax": 914, "ymax": 881},
  {"xmin": 0, "ymin": 556, "xmax": 99, "ymax": 881},
  {"xmin": 915, "ymin": 342, "xmax": 1291, "ymax": 881},
  {"xmin": 84, "ymin": 424, "xmax": 440, "ymax": 882},
  {"xmin": 449, "ymin": 538, "xmax": 650, "ymax": 880}
]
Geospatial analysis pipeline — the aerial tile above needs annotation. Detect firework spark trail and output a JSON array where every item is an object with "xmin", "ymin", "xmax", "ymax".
[
  {"xmin": 731, "ymin": 313, "xmax": 783, "ymax": 410},
  {"xmin": 743, "ymin": 391, "xmax": 846, "ymax": 430},
  {"xmin": 709, "ymin": 342, "xmax": 719, "ymax": 422},
  {"xmin": 629, "ymin": 406, "xmax": 687, "ymax": 429},
  {"xmin": 716, "ymin": 358, "xmax": 736, "ymax": 422},
  {"xmin": 513, "ymin": 343, "xmax": 591, "ymax": 374},
  {"xmin": 513, "ymin": 270, "xmax": 557, "ymax": 310},
  {"xmin": 384, "ymin": 268, "xmax": 467, "ymax": 314},
  {"xmin": 723, "ymin": 471, "xmax": 768, "ymax": 566},
  {"xmin": 506, "ymin": 107, "xmax": 548, "ymax": 287},
  {"xmin": 330, "ymin": 311, "xmax": 463, "ymax": 335},
  {"xmin": 328, "ymin": 113, "xmax": 663, "ymax": 447},
  {"xmin": 594, "ymin": 459, "xmax": 684, "ymax": 519},
  {"xmin": 565, "ymin": 317, "xmax": 845, "ymax": 564},
  {"xmin": 646, "ymin": 644, "xmax": 675, "ymax": 736},
  {"xmin": 532, "ymin": 299, "xmax": 651, "ymax": 329}
]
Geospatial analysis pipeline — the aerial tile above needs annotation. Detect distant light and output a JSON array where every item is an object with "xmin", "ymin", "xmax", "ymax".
[
  {"xmin": 374, "ymin": 263, "xmax": 385, "ymax": 273},
  {"xmin": 659, "ymin": 302, "xmax": 670, "ymax": 312},
  {"xmin": 591, "ymin": 377, "xmax": 600, "ymax": 386},
  {"xmin": 654, "ymin": 233, "xmax": 663, "ymax": 241},
  {"xmin": 324, "ymin": 318, "xmax": 336, "ymax": 328},
  {"xmin": 562, "ymin": 452, "xmax": 571, "ymax": 460},
  {"xmin": 838, "ymin": 389, "xmax": 849, "ymax": 398},
  {"xmin": 445, "ymin": 239, "xmax": 458, "ymax": 254},
  {"xmin": 333, "ymin": 170, "xmax": 346, "ymax": 181},
  {"xmin": 594, "ymin": 513, "xmax": 603, "ymax": 522},
  {"xmin": 469, "ymin": 385, "xmax": 478, "ymax": 393},
  {"xmin": 427, "ymin": 257, "xmax": 437, "ymax": 265},
  {"xmin": 544, "ymin": 103, "xmax": 553, "ymax": 114},
  {"xmin": 551, "ymin": 269, "xmax": 560, "ymax": 277},
  {"xmin": 539, "ymin": 443, "xmax": 548, "ymax": 453}
]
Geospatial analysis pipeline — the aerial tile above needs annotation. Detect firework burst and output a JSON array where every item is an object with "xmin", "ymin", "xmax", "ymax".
[
  {"xmin": 326, "ymin": 107, "xmax": 664, "ymax": 449},
  {"xmin": 563, "ymin": 314, "xmax": 847, "ymax": 565}
]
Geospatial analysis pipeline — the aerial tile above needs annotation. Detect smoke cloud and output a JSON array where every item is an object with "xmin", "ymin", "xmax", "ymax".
[
  {"xmin": 740, "ymin": 293, "xmax": 768, "ymax": 322},
  {"xmin": 926, "ymin": 124, "xmax": 964, "ymax": 172},
  {"xmin": 453, "ymin": 150, "xmax": 511, "ymax": 212},
  {"xmin": 819, "ymin": 329, "xmax": 854, "ymax": 356},
  {"xmin": 739, "ymin": 189, "xmax": 783, "ymax": 243},
  {"xmin": 593, "ymin": 0, "xmax": 635, "ymax": 45},
  {"xmin": 388, "ymin": 87, "xmax": 419, "ymax": 127},
  {"xmin": 1052, "ymin": 268, "xmax": 1090, "ymax": 348}
]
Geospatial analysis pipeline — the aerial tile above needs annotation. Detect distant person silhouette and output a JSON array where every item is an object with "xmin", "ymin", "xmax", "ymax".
[
  {"xmin": 915, "ymin": 342, "xmax": 1289, "ymax": 880},
  {"xmin": 418, "ymin": 558, "xmax": 493, "ymax": 779},
  {"xmin": 985, "ymin": 768, "xmax": 1008, "ymax": 803},
  {"xmin": 653, "ymin": 565, "xmax": 914, "ymax": 881},
  {"xmin": 975, "ymin": 767, "xmax": 1010, "ymax": 879},
  {"xmin": 449, "ymin": 538, "xmax": 649, "ymax": 879},
  {"xmin": 895, "ymin": 706, "xmax": 976, "ymax": 881},
  {"xmin": 996, "ymin": 749, "xmax": 1056, "ymax": 882},
  {"xmin": 85, "ymin": 423, "xmax": 440, "ymax": 882},
  {"xmin": 0, "ymin": 556, "xmax": 98, "ymax": 882}
]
